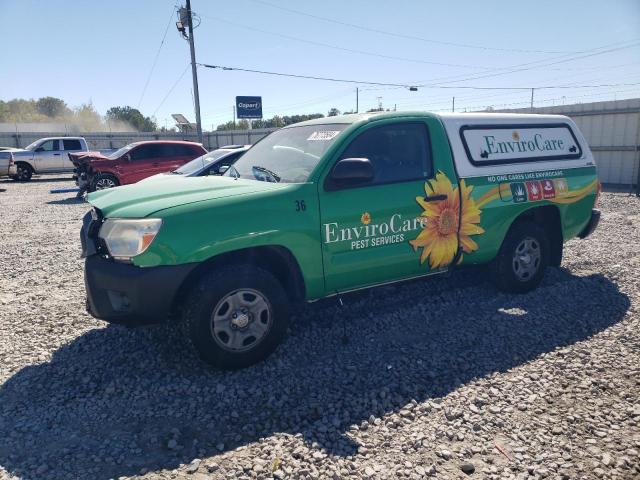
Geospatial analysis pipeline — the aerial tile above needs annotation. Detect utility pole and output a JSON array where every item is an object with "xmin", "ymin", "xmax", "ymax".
[
  {"xmin": 452, "ymin": 97, "xmax": 455, "ymax": 113},
  {"xmin": 356, "ymin": 87, "xmax": 359, "ymax": 113},
  {"xmin": 530, "ymin": 88, "xmax": 535, "ymax": 113},
  {"xmin": 233, "ymin": 105, "xmax": 236, "ymax": 128},
  {"xmin": 178, "ymin": 0, "xmax": 203, "ymax": 143}
]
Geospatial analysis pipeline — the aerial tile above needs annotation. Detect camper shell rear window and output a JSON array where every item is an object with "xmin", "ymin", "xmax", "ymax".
[{"xmin": 460, "ymin": 123, "xmax": 582, "ymax": 166}]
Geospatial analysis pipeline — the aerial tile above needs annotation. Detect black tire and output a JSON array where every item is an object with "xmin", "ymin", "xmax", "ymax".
[
  {"xmin": 90, "ymin": 173, "xmax": 119, "ymax": 192},
  {"xmin": 12, "ymin": 163, "xmax": 33, "ymax": 182},
  {"xmin": 493, "ymin": 221, "xmax": 549, "ymax": 293},
  {"xmin": 183, "ymin": 265, "xmax": 290, "ymax": 369}
]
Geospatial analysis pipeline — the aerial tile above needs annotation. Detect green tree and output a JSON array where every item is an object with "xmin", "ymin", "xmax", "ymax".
[
  {"xmin": 36, "ymin": 97, "xmax": 70, "ymax": 117},
  {"xmin": 217, "ymin": 113, "xmax": 324, "ymax": 131},
  {"xmin": 328, "ymin": 107, "xmax": 340, "ymax": 117},
  {"xmin": 106, "ymin": 106, "xmax": 157, "ymax": 131}
]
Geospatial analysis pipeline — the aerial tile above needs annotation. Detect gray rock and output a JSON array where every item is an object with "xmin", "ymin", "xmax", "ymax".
[{"xmin": 186, "ymin": 459, "xmax": 201, "ymax": 474}]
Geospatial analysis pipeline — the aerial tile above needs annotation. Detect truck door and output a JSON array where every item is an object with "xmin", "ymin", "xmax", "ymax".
[
  {"xmin": 61, "ymin": 139, "xmax": 84, "ymax": 171},
  {"xmin": 33, "ymin": 139, "xmax": 63, "ymax": 172},
  {"xmin": 318, "ymin": 119, "xmax": 460, "ymax": 293}
]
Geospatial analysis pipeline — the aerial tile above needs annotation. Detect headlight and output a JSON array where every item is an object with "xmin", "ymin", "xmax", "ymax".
[{"xmin": 98, "ymin": 218, "xmax": 162, "ymax": 261}]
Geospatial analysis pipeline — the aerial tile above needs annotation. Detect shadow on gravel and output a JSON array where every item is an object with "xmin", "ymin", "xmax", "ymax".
[
  {"xmin": 0, "ymin": 268, "xmax": 630, "ymax": 479},
  {"xmin": 46, "ymin": 197, "xmax": 85, "ymax": 205},
  {"xmin": 0, "ymin": 176, "xmax": 72, "ymax": 184}
]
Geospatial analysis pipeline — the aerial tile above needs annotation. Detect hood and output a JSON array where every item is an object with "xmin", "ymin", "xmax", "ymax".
[
  {"xmin": 1, "ymin": 147, "xmax": 28, "ymax": 153},
  {"xmin": 88, "ymin": 175, "xmax": 289, "ymax": 218},
  {"xmin": 9, "ymin": 148, "xmax": 33, "ymax": 156},
  {"xmin": 69, "ymin": 151, "xmax": 107, "ymax": 164},
  {"xmin": 137, "ymin": 172, "xmax": 175, "ymax": 183}
]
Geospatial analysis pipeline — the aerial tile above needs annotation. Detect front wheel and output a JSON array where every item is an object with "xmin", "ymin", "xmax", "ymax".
[
  {"xmin": 183, "ymin": 265, "xmax": 290, "ymax": 369},
  {"xmin": 90, "ymin": 173, "xmax": 119, "ymax": 192},
  {"xmin": 493, "ymin": 221, "xmax": 549, "ymax": 293}
]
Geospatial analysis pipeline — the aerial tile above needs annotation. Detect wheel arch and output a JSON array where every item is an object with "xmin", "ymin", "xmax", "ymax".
[
  {"xmin": 170, "ymin": 245, "xmax": 306, "ymax": 318},
  {"xmin": 15, "ymin": 159, "xmax": 35, "ymax": 171},
  {"xmin": 91, "ymin": 171, "xmax": 121, "ymax": 190},
  {"xmin": 93, "ymin": 169, "xmax": 120, "ymax": 180},
  {"xmin": 501, "ymin": 204, "xmax": 563, "ymax": 266}
]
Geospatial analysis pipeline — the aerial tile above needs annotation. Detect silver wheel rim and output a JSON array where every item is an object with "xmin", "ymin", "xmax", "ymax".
[
  {"xmin": 512, "ymin": 236, "xmax": 541, "ymax": 282},
  {"xmin": 210, "ymin": 288, "xmax": 272, "ymax": 352},
  {"xmin": 95, "ymin": 177, "xmax": 116, "ymax": 190},
  {"xmin": 17, "ymin": 167, "xmax": 29, "ymax": 180}
]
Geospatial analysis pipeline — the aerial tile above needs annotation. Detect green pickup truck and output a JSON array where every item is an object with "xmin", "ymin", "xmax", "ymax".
[{"xmin": 80, "ymin": 112, "xmax": 600, "ymax": 369}]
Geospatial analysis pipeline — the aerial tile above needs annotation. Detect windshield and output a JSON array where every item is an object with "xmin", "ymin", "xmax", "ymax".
[
  {"xmin": 224, "ymin": 124, "xmax": 347, "ymax": 183},
  {"xmin": 174, "ymin": 150, "xmax": 233, "ymax": 175},
  {"xmin": 25, "ymin": 140, "xmax": 41, "ymax": 151},
  {"xmin": 106, "ymin": 144, "xmax": 135, "ymax": 160}
]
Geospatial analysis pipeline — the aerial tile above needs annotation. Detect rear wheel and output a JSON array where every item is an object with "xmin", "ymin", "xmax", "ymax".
[
  {"xmin": 493, "ymin": 221, "xmax": 549, "ymax": 293},
  {"xmin": 12, "ymin": 163, "xmax": 33, "ymax": 182},
  {"xmin": 183, "ymin": 265, "xmax": 290, "ymax": 369},
  {"xmin": 90, "ymin": 173, "xmax": 119, "ymax": 191}
]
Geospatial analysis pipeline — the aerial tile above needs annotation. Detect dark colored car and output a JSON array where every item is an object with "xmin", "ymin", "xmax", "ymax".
[
  {"xmin": 140, "ymin": 145, "xmax": 250, "ymax": 182},
  {"xmin": 70, "ymin": 140, "xmax": 207, "ymax": 193}
]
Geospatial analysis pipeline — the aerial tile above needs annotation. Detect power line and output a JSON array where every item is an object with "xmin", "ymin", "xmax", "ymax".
[
  {"xmin": 361, "ymin": 40, "xmax": 640, "ymax": 90},
  {"xmin": 420, "ymin": 40, "xmax": 640, "ymax": 86},
  {"xmin": 198, "ymin": 62, "xmax": 640, "ymax": 91},
  {"xmin": 198, "ymin": 12, "xmax": 496, "ymax": 70},
  {"xmin": 152, "ymin": 64, "xmax": 190, "ymax": 117},
  {"xmin": 137, "ymin": 4, "xmax": 177, "ymax": 108},
  {"xmin": 197, "ymin": 10, "xmax": 640, "ymax": 87},
  {"xmin": 248, "ymin": 0, "xmax": 577, "ymax": 55}
]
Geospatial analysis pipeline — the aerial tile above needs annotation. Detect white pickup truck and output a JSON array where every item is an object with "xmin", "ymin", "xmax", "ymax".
[{"xmin": 10, "ymin": 137, "xmax": 90, "ymax": 181}]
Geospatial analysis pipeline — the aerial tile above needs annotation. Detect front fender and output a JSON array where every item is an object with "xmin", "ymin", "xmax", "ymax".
[{"xmin": 132, "ymin": 184, "xmax": 325, "ymax": 298}]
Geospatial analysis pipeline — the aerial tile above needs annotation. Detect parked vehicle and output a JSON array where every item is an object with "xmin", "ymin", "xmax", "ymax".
[
  {"xmin": 80, "ymin": 112, "xmax": 600, "ymax": 369},
  {"xmin": 0, "ymin": 151, "xmax": 17, "ymax": 178},
  {"xmin": 70, "ymin": 140, "xmax": 207, "ymax": 194},
  {"xmin": 10, "ymin": 137, "xmax": 89, "ymax": 181},
  {"xmin": 140, "ymin": 145, "xmax": 250, "ymax": 183}
]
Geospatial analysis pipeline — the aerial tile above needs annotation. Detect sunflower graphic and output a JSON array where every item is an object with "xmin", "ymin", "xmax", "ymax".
[
  {"xmin": 361, "ymin": 212, "xmax": 371, "ymax": 225},
  {"xmin": 512, "ymin": 130, "xmax": 520, "ymax": 141},
  {"xmin": 409, "ymin": 171, "xmax": 484, "ymax": 269}
]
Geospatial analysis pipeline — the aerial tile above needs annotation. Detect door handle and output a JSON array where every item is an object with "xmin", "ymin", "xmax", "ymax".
[
  {"xmin": 152, "ymin": 162, "xmax": 159, "ymax": 166},
  {"xmin": 53, "ymin": 153, "xmax": 61, "ymax": 156},
  {"xmin": 423, "ymin": 194, "xmax": 447, "ymax": 202}
]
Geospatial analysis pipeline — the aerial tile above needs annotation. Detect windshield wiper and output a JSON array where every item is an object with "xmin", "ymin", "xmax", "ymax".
[{"xmin": 252, "ymin": 165, "xmax": 281, "ymax": 183}]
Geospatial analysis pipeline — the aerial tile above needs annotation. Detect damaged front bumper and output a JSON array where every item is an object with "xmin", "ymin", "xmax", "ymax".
[{"xmin": 80, "ymin": 210, "xmax": 196, "ymax": 326}]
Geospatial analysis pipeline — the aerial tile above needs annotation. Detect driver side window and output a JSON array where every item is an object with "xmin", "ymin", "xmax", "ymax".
[
  {"xmin": 38, "ymin": 140, "xmax": 60, "ymax": 151},
  {"xmin": 339, "ymin": 122, "xmax": 432, "ymax": 186}
]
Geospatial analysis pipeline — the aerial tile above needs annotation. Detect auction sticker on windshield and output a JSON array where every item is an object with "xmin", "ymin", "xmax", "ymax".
[{"xmin": 307, "ymin": 131, "xmax": 341, "ymax": 141}]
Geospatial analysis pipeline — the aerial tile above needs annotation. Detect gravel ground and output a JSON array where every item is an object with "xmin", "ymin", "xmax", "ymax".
[{"xmin": 0, "ymin": 176, "xmax": 638, "ymax": 480}]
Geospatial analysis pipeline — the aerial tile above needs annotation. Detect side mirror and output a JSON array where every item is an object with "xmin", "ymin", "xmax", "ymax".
[
  {"xmin": 35, "ymin": 147, "xmax": 44, "ymax": 152},
  {"xmin": 124, "ymin": 153, "xmax": 131, "ymax": 162},
  {"xmin": 331, "ymin": 158, "xmax": 374, "ymax": 185}
]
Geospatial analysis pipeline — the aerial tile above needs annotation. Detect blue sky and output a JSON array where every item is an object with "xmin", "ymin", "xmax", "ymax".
[{"xmin": 1, "ymin": 0, "xmax": 639, "ymax": 130}]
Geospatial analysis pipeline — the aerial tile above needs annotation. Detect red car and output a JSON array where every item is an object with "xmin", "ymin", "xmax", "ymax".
[{"xmin": 70, "ymin": 140, "xmax": 207, "ymax": 193}]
